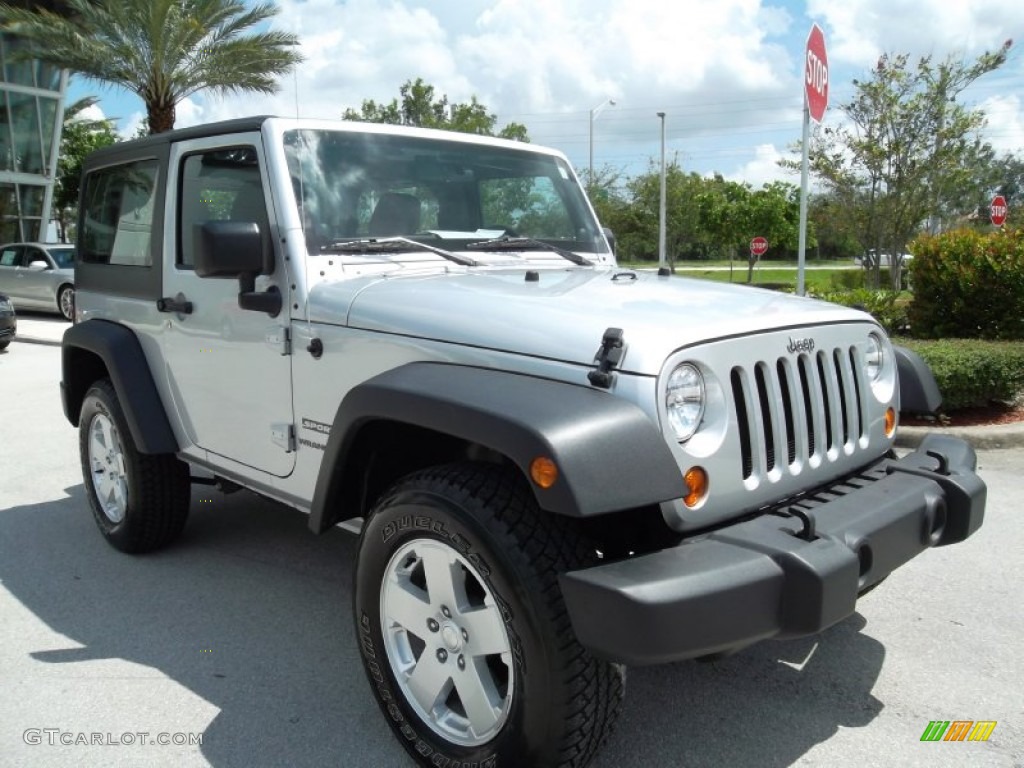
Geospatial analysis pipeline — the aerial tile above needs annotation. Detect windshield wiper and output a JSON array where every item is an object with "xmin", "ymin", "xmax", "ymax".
[
  {"xmin": 465, "ymin": 236, "xmax": 593, "ymax": 266},
  {"xmin": 324, "ymin": 236, "xmax": 479, "ymax": 266}
]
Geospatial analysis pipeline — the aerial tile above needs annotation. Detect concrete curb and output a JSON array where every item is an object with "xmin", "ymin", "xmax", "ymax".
[{"xmin": 12, "ymin": 334, "xmax": 61, "ymax": 348}]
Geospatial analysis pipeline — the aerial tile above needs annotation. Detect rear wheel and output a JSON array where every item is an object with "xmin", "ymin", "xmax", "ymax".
[
  {"xmin": 79, "ymin": 378, "xmax": 191, "ymax": 553},
  {"xmin": 354, "ymin": 462, "xmax": 624, "ymax": 768},
  {"xmin": 58, "ymin": 284, "xmax": 74, "ymax": 321}
]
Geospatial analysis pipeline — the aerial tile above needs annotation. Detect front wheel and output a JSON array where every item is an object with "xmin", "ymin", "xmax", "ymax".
[
  {"xmin": 354, "ymin": 463, "xmax": 624, "ymax": 768},
  {"xmin": 79, "ymin": 378, "xmax": 191, "ymax": 553}
]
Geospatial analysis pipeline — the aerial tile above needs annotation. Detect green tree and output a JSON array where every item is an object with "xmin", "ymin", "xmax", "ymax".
[
  {"xmin": 343, "ymin": 78, "xmax": 529, "ymax": 141},
  {"xmin": 54, "ymin": 95, "xmax": 118, "ymax": 242},
  {"xmin": 790, "ymin": 43, "xmax": 1012, "ymax": 289},
  {"xmin": 697, "ymin": 176, "xmax": 806, "ymax": 282},
  {"xmin": 619, "ymin": 160, "xmax": 704, "ymax": 266},
  {"xmin": 0, "ymin": 0, "xmax": 302, "ymax": 134}
]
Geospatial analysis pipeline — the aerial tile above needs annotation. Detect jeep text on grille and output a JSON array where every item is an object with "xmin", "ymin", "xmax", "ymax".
[{"xmin": 60, "ymin": 117, "xmax": 986, "ymax": 768}]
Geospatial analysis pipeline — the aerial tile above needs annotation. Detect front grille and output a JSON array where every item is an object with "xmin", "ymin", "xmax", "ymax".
[{"xmin": 731, "ymin": 346, "xmax": 867, "ymax": 480}]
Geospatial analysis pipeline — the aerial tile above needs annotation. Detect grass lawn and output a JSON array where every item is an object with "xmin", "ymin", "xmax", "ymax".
[{"xmin": 616, "ymin": 261, "xmax": 847, "ymax": 293}]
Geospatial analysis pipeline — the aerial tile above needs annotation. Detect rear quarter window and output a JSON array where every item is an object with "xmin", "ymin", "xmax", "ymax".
[{"xmin": 80, "ymin": 160, "xmax": 160, "ymax": 267}]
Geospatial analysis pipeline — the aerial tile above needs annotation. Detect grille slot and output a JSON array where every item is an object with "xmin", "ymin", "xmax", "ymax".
[{"xmin": 733, "ymin": 346, "xmax": 867, "ymax": 480}]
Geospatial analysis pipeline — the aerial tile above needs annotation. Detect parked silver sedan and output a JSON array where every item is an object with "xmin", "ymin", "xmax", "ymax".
[{"xmin": 0, "ymin": 242, "xmax": 75, "ymax": 321}]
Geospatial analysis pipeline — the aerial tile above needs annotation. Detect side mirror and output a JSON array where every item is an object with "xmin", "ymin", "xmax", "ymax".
[
  {"xmin": 194, "ymin": 221, "xmax": 281, "ymax": 316},
  {"xmin": 28, "ymin": 260, "xmax": 50, "ymax": 270},
  {"xmin": 194, "ymin": 221, "xmax": 268, "ymax": 278}
]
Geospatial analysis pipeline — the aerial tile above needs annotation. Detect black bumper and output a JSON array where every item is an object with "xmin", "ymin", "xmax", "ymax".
[{"xmin": 559, "ymin": 434, "xmax": 986, "ymax": 665}]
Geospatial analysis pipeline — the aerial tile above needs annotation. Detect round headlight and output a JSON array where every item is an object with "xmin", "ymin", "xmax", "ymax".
[
  {"xmin": 865, "ymin": 333, "xmax": 884, "ymax": 381},
  {"xmin": 666, "ymin": 363, "xmax": 705, "ymax": 441}
]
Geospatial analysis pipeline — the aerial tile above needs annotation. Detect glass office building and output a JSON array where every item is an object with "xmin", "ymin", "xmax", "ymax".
[{"xmin": 0, "ymin": 30, "xmax": 68, "ymax": 243}]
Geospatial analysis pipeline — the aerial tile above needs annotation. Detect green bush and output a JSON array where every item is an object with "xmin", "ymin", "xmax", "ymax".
[
  {"xmin": 897, "ymin": 337, "xmax": 1024, "ymax": 410},
  {"xmin": 815, "ymin": 289, "xmax": 911, "ymax": 335},
  {"xmin": 909, "ymin": 227, "xmax": 1024, "ymax": 339},
  {"xmin": 829, "ymin": 269, "xmax": 866, "ymax": 290}
]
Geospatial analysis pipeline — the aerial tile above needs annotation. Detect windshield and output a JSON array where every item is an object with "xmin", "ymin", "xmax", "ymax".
[
  {"xmin": 47, "ymin": 247, "xmax": 75, "ymax": 269},
  {"xmin": 282, "ymin": 129, "xmax": 608, "ymax": 258}
]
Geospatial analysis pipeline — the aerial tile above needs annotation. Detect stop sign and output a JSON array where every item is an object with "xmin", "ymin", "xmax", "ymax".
[
  {"xmin": 750, "ymin": 236, "xmax": 769, "ymax": 257},
  {"xmin": 805, "ymin": 24, "xmax": 829, "ymax": 123},
  {"xmin": 991, "ymin": 195, "xmax": 1007, "ymax": 226}
]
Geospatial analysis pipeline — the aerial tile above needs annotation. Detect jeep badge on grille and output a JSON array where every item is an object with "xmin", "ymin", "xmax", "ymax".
[{"xmin": 787, "ymin": 336, "xmax": 815, "ymax": 353}]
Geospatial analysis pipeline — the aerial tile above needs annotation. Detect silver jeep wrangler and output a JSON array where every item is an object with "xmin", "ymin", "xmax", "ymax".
[{"xmin": 61, "ymin": 117, "xmax": 985, "ymax": 768}]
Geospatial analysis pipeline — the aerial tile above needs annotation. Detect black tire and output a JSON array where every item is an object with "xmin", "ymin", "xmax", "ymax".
[
  {"xmin": 0, "ymin": 341, "xmax": 9, "ymax": 351},
  {"xmin": 79, "ymin": 378, "xmax": 191, "ymax": 553},
  {"xmin": 58, "ymin": 284, "xmax": 75, "ymax": 321},
  {"xmin": 354, "ymin": 462, "xmax": 624, "ymax": 768}
]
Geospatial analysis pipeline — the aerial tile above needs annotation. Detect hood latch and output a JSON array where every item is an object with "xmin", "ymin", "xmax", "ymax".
[{"xmin": 588, "ymin": 327, "xmax": 625, "ymax": 389}]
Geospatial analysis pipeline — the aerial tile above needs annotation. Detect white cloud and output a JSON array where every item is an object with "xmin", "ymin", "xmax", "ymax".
[
  {"xmin": 808, "ymin": 0, "xmax": 1022, "ymax": 68},
  {"xmin": 979, "ymin": 93, "xmax": 1024, "ymax": 156},
  {"xmin": 726, "ymin": 143, "xmax": 788, "ymax": 187}
]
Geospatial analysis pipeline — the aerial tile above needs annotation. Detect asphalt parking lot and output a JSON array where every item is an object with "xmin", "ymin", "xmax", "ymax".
[{"xmin": 1, "ymin": 317, "xmax": 1022, "ymax": 768}]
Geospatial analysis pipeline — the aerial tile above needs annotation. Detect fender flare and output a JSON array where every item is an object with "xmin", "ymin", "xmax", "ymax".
[
  {"xmin": 61, "ymin": 319, "xmax": 179, "ymax": 455},
  {"xmin": 309, "ymin": 362, "xmax": 686, "ymax": 532},
  {"xmin": 894, "ymin": 345, "xmax": 942, "ymax": 414}
]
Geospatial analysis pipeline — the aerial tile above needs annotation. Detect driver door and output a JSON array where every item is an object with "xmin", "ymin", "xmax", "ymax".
[{"xmin": 159, "ymin": 134, "xmax": 295, "ymax": 478}]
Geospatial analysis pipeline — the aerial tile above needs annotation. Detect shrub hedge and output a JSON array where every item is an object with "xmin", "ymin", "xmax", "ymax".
[
  {"xmin": 815, "ymin": 289, "xmax": 911, "ymax": 335},
  {"xmin": 895, "ymin": 337, "xmax": 1024, "ymax": 411},
  {"xmin": 908, "ymin": 227, "xmax": 1024, "ymax": 340}
]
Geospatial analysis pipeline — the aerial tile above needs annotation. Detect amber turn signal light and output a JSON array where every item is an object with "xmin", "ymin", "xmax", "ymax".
[
  {"xmin": 683, "ymin": 466, "xmax": 709, "ymax": 508},
  {"xmin": 884, "ymin": 407, "xmax": 897, "ymax": 437},
  {"xmin": 530, "ymin": 457, "xmax": 558, "ymax": 489}
]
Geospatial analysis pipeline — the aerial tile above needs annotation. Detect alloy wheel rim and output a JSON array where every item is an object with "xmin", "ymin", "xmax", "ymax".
[
  {"xmin": 380, "ymin": 537, "xmax": 514, "ymax": 746},
  {"xmin": 88, "ymin": 412, "xmax": 128, "ymax": 523},
  {"xmin": 60, "ymin": 288, "xmax": 74, "ymax": 319}
]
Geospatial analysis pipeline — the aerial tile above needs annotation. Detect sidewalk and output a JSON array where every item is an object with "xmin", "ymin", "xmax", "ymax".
[{"xmin": 13, "ymin": 312, "xmax": 1023, "ymax": 448}]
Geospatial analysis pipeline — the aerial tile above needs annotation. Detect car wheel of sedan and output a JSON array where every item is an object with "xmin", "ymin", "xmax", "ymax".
[
  {"xmin": 354, "ymin": 462, "xmax": 624, "ymax": 768},
  {"xmin": 79, "ymin": 378, "xmax": 191, "ymax": 553},
  {"xmin": 58, "ymin": 284, "xmax": 75, "ymax": 321}
]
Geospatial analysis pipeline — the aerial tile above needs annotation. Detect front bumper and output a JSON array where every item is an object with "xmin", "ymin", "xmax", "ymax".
[{"xmin": 560, "ymin": 434, "xmax": 986, "ymax": 665}]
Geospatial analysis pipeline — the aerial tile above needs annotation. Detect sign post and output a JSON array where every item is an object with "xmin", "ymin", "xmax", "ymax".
[
  {"xmin": 990, "ymin": 195, "xmax": 1007, "ymax": 227},
  {"xmin": 797, "ymin": 23, "xmax": 828, "ymax": 295}
]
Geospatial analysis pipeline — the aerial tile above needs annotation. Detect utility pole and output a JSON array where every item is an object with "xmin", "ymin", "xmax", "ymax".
[
  {"xmin": 588, "ymin": 98, "xmax": 616, "ymax": 189},
  {"xmin": 657, "ymin": 112, "xmax": 667, "ymax": 269}
]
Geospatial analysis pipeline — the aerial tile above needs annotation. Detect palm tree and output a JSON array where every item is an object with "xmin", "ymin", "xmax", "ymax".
[{"xmin": 0, "ymin": 0, "xmax": 302, "ymax": 134}]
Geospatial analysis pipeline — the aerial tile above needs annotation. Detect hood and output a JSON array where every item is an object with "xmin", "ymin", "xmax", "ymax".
[{"xmin": 307, "ymin": 267, "xmax": 871, "ymax": 375}]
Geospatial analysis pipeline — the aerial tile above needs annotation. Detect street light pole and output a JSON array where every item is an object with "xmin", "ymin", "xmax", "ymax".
[
  {"xmin": 588, "ymin": 98, "xmax": 616, "ymax": 188},
  {"xmin": 657, "ymin": 111, "xmax": 667, "ymax": 270}
]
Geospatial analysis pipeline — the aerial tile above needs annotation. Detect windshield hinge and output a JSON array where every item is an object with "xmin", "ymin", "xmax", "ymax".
[
  {"xmin": 588, "ymin": 327, "xmax": 625, "ymax": 389},
  {"xmin": 271, "ymin": 423, "xmax": 295, "ymax": 453},
  {"xmin": 266, "ymin": 327, "xmax": 291, "ymax": 355}
]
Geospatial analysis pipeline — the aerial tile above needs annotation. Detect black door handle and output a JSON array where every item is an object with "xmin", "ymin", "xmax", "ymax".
[{"xmin": 157, "ymin": 293, "xmax": 193, "ymax": 314}]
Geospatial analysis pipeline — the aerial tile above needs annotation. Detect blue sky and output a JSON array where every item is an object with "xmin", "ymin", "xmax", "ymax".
[{"xmin": 69, "ymin": 0, "xmax": 1024, "ymax": 187}]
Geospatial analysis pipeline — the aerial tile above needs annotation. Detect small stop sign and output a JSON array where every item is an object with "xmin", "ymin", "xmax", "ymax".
[
  {"xmin": 991, "ymin": 195, "xmax": 1007, "ymax": 226},
  {"xmin": 750, "ymin": 237, "xmax": 769, "ymax": 257},
  {"xmin": 805, "ymin": 24, "xmax": 829, "ymax": 123}
]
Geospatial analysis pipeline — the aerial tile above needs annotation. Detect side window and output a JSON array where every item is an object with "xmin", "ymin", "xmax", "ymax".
[
  {"xmin": 178, "ymin": 147, "xmax": 267, "ymax": 268},
  {"xmin": 80, "ymin": 160, "xmax": 159, "ymax": 266},
  {"xmin": 0, "ymin": 246, "xmax": 23, "ymax": 267}
]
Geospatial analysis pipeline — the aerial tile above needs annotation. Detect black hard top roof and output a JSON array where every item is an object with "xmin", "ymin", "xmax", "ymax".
[{"xmin": 85, "ymin": 116, "xmax": 274, "ymax": 164}]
